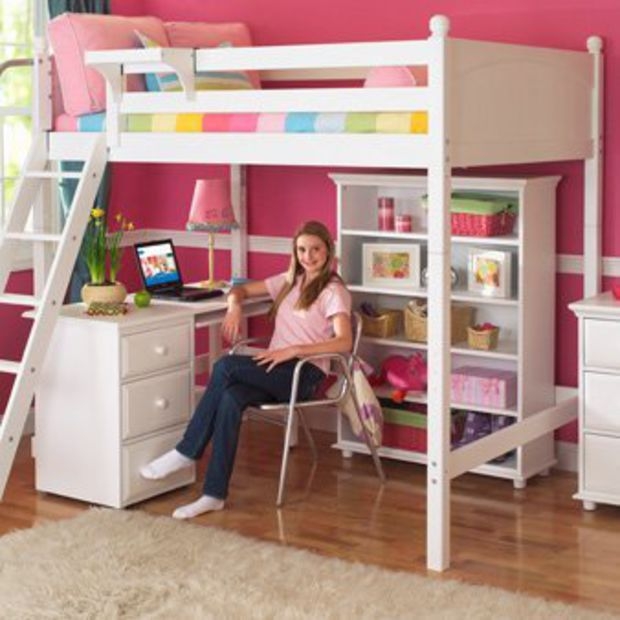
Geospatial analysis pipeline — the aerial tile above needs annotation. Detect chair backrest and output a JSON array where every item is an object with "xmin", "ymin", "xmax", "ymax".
[{"xmin": 350, "ymin": 310, "xmax": 363, "ymax": 360}]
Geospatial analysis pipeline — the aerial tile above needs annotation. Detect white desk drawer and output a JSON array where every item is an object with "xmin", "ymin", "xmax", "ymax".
[
  {"xmin": 122, "ymin": 367, "xmax": 192, "ymax": 440},
  {"xmin": 584, "ymin": 372, "xmax": 620, "ymax": 433},
  {"xmin": 584, "ymin": 434, "xmax": 620, "ymax": 496},
  {"xmin": 122, "ymin": 426, "xmax": 195, "ymax": 505},
  {"xmin": 584, "ymin": 319, "xmax": 620, "ymax": 370},
  {"xmin": 121, "ymin": 322, "xmax": 191, "ymax": 378}
]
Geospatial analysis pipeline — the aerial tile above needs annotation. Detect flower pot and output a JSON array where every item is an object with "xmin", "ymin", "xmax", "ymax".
[{"xmin": 81, "ymin": 281, "xmax": 127, "ymax": 305}]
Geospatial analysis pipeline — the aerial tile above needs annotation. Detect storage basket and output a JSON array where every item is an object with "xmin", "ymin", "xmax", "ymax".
[
  {"xmin": 360, "ymin": 308, "xmax": 402, "ymax": 338},
  {"xmin": 467, "ymin": 325, "xmax": 499, "ymax": 350},
  {"xmin": 421, "ymin": 193, "xmax": 517, "ymax": 237},
  {"xmin": 403, "ymin": 299, "xmax": 473, "ymax": 344},
  {"xmin": 451, "ymin": 210, "xmax": 516, "ymax": 237}
]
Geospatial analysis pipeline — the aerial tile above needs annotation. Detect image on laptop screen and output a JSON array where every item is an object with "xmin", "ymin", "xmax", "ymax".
[{"xmin": 135, "ymin": 240, "xmax": 182, "ymax": 289}]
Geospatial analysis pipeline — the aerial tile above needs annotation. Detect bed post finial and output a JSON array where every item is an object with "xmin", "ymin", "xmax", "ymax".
[
  {"xmin": 429, "ymin": 15, "xmax": 450, "ymax": 37},
  {"xmin": 587, "ymin": 35, "xmax": 603, "ymax": 53}
]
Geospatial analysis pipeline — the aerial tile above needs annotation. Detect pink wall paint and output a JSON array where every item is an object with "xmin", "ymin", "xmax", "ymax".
[
  {"xmin": 0, "ymin": 273, "xmax": 35, "ymax": 414},
  {"xmin": 4, "ymin": 1, "xmax": 620, "ymax": 445}
]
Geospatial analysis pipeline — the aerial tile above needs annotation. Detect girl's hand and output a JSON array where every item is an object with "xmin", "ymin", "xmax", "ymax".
[
  {"xmin": 253, "ymin": 347, "xmax": 297, "ymax": 372},
  {"xmin": 222, "ymin": 304, "xmax": 243, "ymax": 344}
]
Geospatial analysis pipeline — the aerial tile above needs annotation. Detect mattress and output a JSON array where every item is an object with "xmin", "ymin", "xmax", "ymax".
[{"xmin": 54, "ymin": 111, "xmax": 429, "ymax": 134}]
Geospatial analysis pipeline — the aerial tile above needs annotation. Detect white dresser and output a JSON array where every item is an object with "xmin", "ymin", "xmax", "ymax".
[
  {"xmin": 34, "ymin": 303, "xmax": 197, "ymax": 508},
  {"xmin": 570, "ymin": 292, "xmax": 620, "ymax": 511}
]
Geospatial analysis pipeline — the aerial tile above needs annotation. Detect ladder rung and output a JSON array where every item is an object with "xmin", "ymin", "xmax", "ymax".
[
  {"xmin": 24, "ymin": 171, "xmax": 83, "ymax": 179},
  {"xmin": 5, "ymin": 232, "xmax": 62, "ymax": 242},
  {"xmin": 0, "ymin": 294, "xmax": 41, "ymax": 307},
  {"xmin": 0, "ymin": 360, "xmax": 21, "ymax": 375}
]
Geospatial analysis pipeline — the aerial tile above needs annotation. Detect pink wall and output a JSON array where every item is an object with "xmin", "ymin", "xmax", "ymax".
[{"xmin": 4, "ymin": 1, "xmax": 620, "ymax": 444}]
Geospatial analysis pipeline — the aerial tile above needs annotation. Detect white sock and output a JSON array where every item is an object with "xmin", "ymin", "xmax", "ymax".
[
  {"xmin": 139, "ymin": 449, "xmax": 193, "ymax": 480},
  {"xmin": 172, "ymin": 495, "xmax": 225, "ymax": 520}
]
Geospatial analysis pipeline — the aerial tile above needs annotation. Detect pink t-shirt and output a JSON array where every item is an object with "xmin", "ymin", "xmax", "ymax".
[{"xmin": 265, "ymin": 273, "xmax": 352, "ymax": 374}]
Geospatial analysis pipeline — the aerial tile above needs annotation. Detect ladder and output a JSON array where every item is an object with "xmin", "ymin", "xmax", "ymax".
[{"xmin": 0, "ymin": 132, "xmax": 107, "ymax": 499}]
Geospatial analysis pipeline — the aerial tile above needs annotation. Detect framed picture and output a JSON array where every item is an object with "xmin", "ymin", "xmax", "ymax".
[
  {"xmin": 467, "ymin": 248, "xmax": 512, "ymax": 298},
  {"xmin": 362, "ymin": 243, "xmax": 421, "ymax": 289}
]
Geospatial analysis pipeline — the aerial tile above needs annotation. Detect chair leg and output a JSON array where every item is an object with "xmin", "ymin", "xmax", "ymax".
[
  {"xmin": 276, "ymin": 405, "xmax": 298, "ymax": 506},
  {"xmin": 297, "ymin": 409, "xmax": 318, "ymax": 463},
  {"xmin": 366, "ymin": 434, "xmax": 386, "ymax": 483}
]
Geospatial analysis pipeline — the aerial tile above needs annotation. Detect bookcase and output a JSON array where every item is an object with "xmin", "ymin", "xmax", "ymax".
[{"xmin": 330, "ymin": 173, "xmax": 560, "ymax": 488}]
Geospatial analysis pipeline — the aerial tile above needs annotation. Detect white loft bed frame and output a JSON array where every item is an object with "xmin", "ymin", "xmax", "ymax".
[{"xmin": 35, "ymin": 15, "xmax": 603, "ymax": 571}]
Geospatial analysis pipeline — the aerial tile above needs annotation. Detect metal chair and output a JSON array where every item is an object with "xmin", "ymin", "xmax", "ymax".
[{"xmin": 230, "ymin": 311, "xmax": 385, "ymax": 506}]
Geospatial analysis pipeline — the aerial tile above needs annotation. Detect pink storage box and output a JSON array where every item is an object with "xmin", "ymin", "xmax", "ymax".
[{"xmin": 451, "ymin": 366, "xmax": 517, "ymax": 409}]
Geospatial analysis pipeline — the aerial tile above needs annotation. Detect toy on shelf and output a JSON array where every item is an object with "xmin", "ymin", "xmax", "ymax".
[{"xmin": 373, "ymin": 352, "xmax": 428, "ymax": 403}]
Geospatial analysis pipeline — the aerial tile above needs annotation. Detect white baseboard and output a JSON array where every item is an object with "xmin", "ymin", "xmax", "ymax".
[{"xmin": 554, "ymin": 440, "xmax": 578, "ymax": 472}]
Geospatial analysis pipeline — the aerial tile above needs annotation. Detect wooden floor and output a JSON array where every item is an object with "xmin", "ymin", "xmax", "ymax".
[{"xmin": 2, "ymin": 422, "xmax": 620, "ymax": 616}]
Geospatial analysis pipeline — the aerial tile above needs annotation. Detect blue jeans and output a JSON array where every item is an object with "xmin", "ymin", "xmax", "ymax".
[{"xmin": 176, "ymin": 354, "xmax": 325, "ymax": 500}]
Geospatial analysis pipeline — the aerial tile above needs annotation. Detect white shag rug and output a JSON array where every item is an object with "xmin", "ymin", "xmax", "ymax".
[{"xmin": 0, "ymin": 509, "xmax": 613, "ymax": 619}]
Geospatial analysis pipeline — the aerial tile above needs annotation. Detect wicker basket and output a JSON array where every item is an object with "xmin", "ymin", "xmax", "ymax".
[
  {"xmin": 404, "ymin": 300, "xmax": 473, "ymax": 344},
  {"xmin": 360, "ymin": 308, "xmax": 402, "ymax": 338},
  {"xmin": 467, "ymin": 326, "xmax": 500, "ymax": 350},
  {"xmin": 451, "ymin": 210, "xmax": 516, "ymax": 237}
]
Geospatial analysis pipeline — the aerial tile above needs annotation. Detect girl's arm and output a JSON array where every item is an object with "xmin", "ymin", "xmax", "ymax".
[
  {"xmin": 253, "ymin": 312, "xmax": 353, "ymax": 371},
  {"xmin": 222, "ymin": 280, "xmax": 269, "ymax": 343}
]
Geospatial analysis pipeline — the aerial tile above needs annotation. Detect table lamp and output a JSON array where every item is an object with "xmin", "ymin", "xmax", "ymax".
[{"xmin": 187, "ymin": 178, "xmax": 238, "ymax": 289}]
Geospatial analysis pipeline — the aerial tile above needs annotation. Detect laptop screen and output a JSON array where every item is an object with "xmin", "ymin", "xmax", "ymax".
[{"xmin": 134, "ymin": 239, "xmax": 183, "ymax": 291}]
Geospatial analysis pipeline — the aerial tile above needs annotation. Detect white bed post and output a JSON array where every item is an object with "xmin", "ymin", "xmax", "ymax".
[
  {"xmin": 229, "ymin": 164, "xmax": 247, "ymax": 280},
  {"xmin": 425, "ymin": 14, "xmax": 453, "ymax": 572},
  {"xmin": 31, "ymin": 35, "xmax": 54, "ymax": 297},
  {"xmin": 583, "ymin": 36, "xmax": 603, "ymax": 297}
]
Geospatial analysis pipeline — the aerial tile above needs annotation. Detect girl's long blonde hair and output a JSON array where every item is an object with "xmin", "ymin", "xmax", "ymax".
[{"xmin": 268, "ymin": 220, "xmax": 344, "ymax": 320}]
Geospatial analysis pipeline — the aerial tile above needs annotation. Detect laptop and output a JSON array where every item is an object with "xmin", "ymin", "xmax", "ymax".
[{"xmin": 134, "ymin": 239, "xmax": 224, "ymax": 302}]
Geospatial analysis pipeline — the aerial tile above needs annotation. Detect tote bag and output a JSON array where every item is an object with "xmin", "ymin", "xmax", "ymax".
[{"xmin": 340, "ymin": 358, "xmax": 384, "ymax": 448}]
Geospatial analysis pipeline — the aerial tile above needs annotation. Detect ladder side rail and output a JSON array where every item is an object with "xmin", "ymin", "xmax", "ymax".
[{"xmin": 0, "ymin": 135, "xmax": 107, "ymax": 499}]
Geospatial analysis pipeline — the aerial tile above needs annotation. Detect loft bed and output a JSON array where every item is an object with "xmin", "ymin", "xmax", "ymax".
[{"xmin": 36, "ymin": 14, "xmax": 603, "ymax": 571}]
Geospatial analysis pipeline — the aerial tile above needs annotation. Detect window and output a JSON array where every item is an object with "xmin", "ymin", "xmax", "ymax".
[{"xmin": 0, "ymin": 0, "xmax": 36, "ymax": 221}]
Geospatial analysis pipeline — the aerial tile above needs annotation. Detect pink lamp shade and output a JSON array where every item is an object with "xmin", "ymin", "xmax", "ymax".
[{"xmin": 187, "ymin": 178, "xmax": 238, "ymax": 232}]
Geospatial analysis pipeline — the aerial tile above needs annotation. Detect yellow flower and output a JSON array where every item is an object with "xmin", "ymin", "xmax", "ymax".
[{"xmin": 91, "ymin": 207, "xmax": 105, "ymax": 219}]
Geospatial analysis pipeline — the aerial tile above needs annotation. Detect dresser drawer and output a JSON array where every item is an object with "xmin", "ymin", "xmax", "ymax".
[
  {"xmin": 121, "ymin": 322, "xmax": 191, "ymax": 379},
  {"xmin": 584, "ymin": 319, "xmax": 620, "ymax": 370},
  {"xmin": 584, "ymin": 434, "xmax": 620, "ymax": 496},
  {"xmin": 122, "ymin": 426, "xmax": 195, "ymax": 506},
  {"xmin": 583, "ymin": 372, "xmax": 620, "ymax": 433},
  {"xmin": 122, "ymin": 367, "xmax": 192, "ymax": 440}
]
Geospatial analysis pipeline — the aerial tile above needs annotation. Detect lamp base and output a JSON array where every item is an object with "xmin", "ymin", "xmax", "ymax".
[{"xmin": 197, "ymin": 279, "xmax": 228, "ymax": 290}]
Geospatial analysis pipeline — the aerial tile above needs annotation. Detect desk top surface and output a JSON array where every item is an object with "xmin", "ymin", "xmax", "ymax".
[{"xmin": 61, "ymin": 295, "xmax": 271, "ymax": 326}]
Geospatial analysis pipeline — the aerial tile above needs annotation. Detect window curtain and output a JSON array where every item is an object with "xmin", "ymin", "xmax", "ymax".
[{"xmin": 47, "ymin": 0, "xmax": 111, "ymax": 302}]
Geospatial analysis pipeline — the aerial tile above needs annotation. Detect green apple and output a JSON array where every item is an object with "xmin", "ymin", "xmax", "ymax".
[{"xmin": 134, "ymin": 289, "xmax": 151, "ymax": 308}]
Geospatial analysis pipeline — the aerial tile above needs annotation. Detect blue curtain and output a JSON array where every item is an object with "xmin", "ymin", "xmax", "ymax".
[
  {"xmin": 48, "ymin": 1, "xmax": 110, "ymax": 16},
  {"xmin": 48, "ymin": 0, "xmax": 110, "ymax": 301}
]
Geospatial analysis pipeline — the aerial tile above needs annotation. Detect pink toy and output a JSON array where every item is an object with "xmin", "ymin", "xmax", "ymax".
[{"xmin": 381, "ymin": 353, "xmax": 427, "ymax": 403}]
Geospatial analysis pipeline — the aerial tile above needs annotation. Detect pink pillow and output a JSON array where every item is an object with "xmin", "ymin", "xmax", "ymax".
[
  {"xmin": 165, "ymin": 22, "xmax": 260, "ymax": 89},
  {"xmin": 364, "ymin": 66, "xmax": 417, "ymax": 87},
  {"xmin": 48, "ymin": 13, "xmax": 169, "ymax": 116}
]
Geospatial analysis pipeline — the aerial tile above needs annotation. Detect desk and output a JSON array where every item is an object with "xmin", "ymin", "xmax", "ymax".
[{"xmin": 34, "ymin": 296, "xmax": 270, "ymax": 508}]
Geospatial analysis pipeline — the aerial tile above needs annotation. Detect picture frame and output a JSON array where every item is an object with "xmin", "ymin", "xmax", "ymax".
[
  {"xmin": 362, "ymin": 243, "xmax": 421, "ymax": 289},
  {"xmin": 467, "ymin": 248, "xmax": 512, "ymax": 298}
]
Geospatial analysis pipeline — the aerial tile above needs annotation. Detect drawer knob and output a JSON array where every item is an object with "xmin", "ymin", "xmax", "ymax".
[
  {"xmin": 154, "ymin": 344, "xmax": 169, "ymax": 356},
  {"xmin": 155, "ymin": 398, "xmax": 169, "ymax": 410}
]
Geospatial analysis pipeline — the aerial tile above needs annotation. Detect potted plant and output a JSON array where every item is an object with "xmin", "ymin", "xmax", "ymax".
[{"xmin": 81, "ymin": 208, "xmax": 134, "ymax": 305}]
